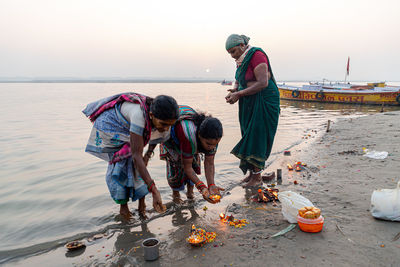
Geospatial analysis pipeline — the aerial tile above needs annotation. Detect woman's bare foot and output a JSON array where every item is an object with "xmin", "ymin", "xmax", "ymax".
[
  {"xmin": 138, "ymin": 211, "xmax": 148, "ymax": 220},
  {"xmin": 120, "ymin": 204, "xmax": 133, "ymax": 221},
  {"xmin": 242, "ymin": 174, "xmax": 262, "ymax": 188},
  {"xmin": 239, "ymin": 173, "xmax": 252, "ymax": 184},
  {"xmin": 186, "ymin": 185, "xmax": 194, "ymax": 200},
  {"xmin": 262, "ymin": 171, "xmax": 275, "ymax": 182},
  {"xmin": 172, "ymin": 191, "xmax": 184, "ymax": 204},
  {"xmin": 138, "ymin": 197, "xmax": 148, "ymax": 220}
]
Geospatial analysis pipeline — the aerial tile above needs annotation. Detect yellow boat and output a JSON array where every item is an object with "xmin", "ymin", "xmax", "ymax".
[{"xmin": 278, "ymin": 82, "xmax": 400, "ymax": 105}]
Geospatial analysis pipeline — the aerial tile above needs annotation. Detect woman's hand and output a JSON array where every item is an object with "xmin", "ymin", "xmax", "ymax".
[
  {"xmin": 201, "ymin": 187, "xmax": 222, "ymax": 204},
  {"xmin": 200, "ymin": 187, "xmax": 215, "ymax": 203},
  {"xmin": 227, "ymin": 88, "xmax": 238, "ymax": 93},
  {"xmin": 151, "ymin": 188, "xmax": 166, "ymax": 213},
  {"xmin": 225, "ymin": 91, "xmax": 240, "ymax": 104},
  {"xmin": 209, "ymin": 184, "xmax": 225, "ymax": 196}
]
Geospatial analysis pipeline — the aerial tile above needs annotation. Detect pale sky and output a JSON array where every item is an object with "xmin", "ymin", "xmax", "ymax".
[{"xmin": 1, "ymin": 0, "xmax": 399, "ymax": 81}]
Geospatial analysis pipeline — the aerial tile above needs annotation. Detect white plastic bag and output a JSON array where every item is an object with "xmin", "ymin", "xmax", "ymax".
[
  {"xmin": 364, "ymin": 150, "xmax": 388, "ymax": 160},
  {"xmin": 370, "ymin": 181, "xmax": 400, "ymax": 221},
  {"xmin": 278, "ymin": 191, "xmax": 314, "ymax": 223}
]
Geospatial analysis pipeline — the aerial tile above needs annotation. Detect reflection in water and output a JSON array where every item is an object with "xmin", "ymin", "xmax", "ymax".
[
  {"xmin": 281, "ymin": 99, "xmax": 400, "ymax": 114},
  {"xmin": 171, "ymin": 206, "xmax": 199, "ymax": 227},
  {"xmin": 107, "ymin": 206, "xmax": 199, "ymax": 267},
  {"xmin": 243, "ymin": 188, "xmax": 259, "ymax": 204},
  {"xmin": 111, "ymin": 223, "xmax": 157, "ymax": 266},
  {"xmin": 114, "ymin": 223, "xmax": 153, "ymax": 252}
]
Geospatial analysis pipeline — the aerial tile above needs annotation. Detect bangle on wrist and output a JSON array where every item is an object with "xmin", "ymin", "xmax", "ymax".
[
  {"xmin": 208, "ymin": 183, "xmax": 215, "ymax": 188},
  {"xmin": 198, "ymin": 185, "xmax": 207, "ymax": 193},
  {"xmin": 195, "ymin": 181, "xmax": 207, "ymax": 192},
  {"xmin": 147, "ymin": 180, "xmax": 155, "ymax": 192}
]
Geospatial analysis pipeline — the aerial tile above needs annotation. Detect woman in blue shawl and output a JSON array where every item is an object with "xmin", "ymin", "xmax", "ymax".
[{"xmin": 83, "ymin": 93, "xmax": 179, "ymax": 220}]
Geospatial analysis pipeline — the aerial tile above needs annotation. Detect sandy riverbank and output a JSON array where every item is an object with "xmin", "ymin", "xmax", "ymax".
[
  {"xmin": 156, "ymin": 110, "xmax": 400, "ymax": 267},
  {"xmin": 8, "ymin": 111, "xmax": 400, "ymax": 267}
]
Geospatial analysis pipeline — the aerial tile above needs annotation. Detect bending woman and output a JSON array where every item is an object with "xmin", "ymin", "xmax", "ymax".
[
  {"xmin": 225, "ymin": 34, "xmax": 280, "ymax": 188},
  {"xmin": 160, "ymin": 105, "xmax": 224, "ymax": 204},
  {"xmin": 83, "ymin": 93, "xmax": 179, "ymax": 220}
]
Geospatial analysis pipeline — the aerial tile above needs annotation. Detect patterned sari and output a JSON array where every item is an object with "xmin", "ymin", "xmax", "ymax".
[
  {"xmin": 83, "ymin": 93, "xmax": 152, "ymax": 204},
  {"xmin": 160, "ymin": 106, "xmax": 216, "ymax": 191}
]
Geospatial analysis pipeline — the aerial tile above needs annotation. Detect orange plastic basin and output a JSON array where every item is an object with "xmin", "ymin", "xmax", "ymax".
[{"xmin": 297, "ymin": 215, "xmax": 324, "ymax": 233}]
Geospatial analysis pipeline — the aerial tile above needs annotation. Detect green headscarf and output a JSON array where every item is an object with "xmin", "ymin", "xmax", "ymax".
[{"xmin": 225, "ymin": 34, "xmax": 250, "ymax": 50}]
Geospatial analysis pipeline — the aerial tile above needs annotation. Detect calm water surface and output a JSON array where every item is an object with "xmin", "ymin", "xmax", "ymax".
[{"xmin": 0, "ymin": 82, "xmax": 399, "ymax": 263}]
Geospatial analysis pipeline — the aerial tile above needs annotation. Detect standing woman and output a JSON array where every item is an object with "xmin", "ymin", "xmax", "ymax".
[
  {"xmin": 225, "ymin": 34, "xmax": 280, "ymax": 187},
  {"xmin": 83, "ymin": 93, "xmax": 179, "ymax": 220},
  {"xmin": 160, "ymin": 106, "xmax": 224, "ymax": 204}
]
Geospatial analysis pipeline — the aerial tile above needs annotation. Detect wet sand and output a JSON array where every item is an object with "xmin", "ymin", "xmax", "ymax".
[{"xmin": 8, "ymin": 111, "xmax": 400, "ymax": 266}]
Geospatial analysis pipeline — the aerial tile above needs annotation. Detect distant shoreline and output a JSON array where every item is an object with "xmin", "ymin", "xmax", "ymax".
[
  {"xmin": 0, "ymin": 79, "xmax": 398, "ymax": 83},
  {"xmin": 0, "ymin": 79, "xmax": 223, "ymax": 83}
]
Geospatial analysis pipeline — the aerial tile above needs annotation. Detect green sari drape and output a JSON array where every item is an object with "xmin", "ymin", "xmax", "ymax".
[{"xmin": 231, "ymin": 47, "xmax": 280, "ymax": 174}]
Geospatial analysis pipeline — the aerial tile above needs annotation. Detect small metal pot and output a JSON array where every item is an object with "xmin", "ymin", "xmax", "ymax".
[{"xmin": 142, "ymin": 238, "xmax": 160, "ymax": 261}]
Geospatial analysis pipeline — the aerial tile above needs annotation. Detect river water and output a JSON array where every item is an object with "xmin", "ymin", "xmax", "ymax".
[{"xmin": 0, "ymin": 82, "xmax": 399, "ymax": 264}]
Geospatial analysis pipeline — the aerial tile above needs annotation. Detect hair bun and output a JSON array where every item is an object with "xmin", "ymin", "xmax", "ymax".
[{"xmin": 241, "ymin": 35, "xmax": 250, "ymax": 45}]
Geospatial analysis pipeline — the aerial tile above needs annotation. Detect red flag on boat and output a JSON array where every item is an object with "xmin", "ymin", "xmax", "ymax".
[{"xmin": 346, "ymin": 57, "xmax": 350, "ymax": 75}]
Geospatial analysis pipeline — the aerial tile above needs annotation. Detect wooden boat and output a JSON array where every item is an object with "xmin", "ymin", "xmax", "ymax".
[
  {"xmin": 221, "ymin": 79, "xmax": 233, "ymax": 86},
  {"xmin": 278, "ymin": 82, "xmax": 400, "ymax": 105}
]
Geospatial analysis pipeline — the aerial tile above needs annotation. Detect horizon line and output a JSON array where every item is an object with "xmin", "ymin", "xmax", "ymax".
[{"xmin": 0, "ymin": 78, "xmax": 397, "ymax": 83}]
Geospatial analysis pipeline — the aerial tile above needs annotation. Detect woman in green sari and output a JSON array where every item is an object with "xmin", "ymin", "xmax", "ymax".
[{"xmin": 225, "ymin": 34, "xmax": 280, "ymax": 187}]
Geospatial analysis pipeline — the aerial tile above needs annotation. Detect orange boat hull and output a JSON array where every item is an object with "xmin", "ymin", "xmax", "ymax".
[{"xmin": 278, "ymin": 88, "xmax": 400, "ymax": 105}]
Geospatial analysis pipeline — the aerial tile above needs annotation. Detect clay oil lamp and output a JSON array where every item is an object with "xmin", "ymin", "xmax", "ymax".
[
  {"xmin": 287, "ymin": 164, "xmax": 293, "ymax": 171},
  {"xmin": 187, "ymin": 234, "xmax": 206, "ymax": 247},
  {"xmin": 209, "ymin": 194, "xmax": 221, "ymax": 202},
  {"xmin": 65, "ymin": 241, "xmax": 86, "ymax": 251}
]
